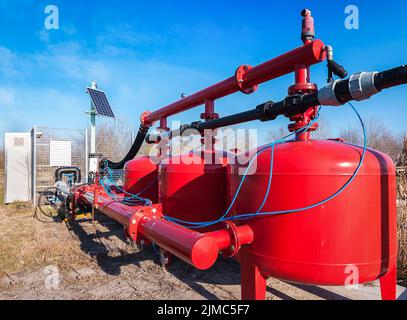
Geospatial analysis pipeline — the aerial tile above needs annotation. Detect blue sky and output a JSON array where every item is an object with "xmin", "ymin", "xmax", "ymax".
[{"xmin": 0, "ymin": 0, "xmax": 406, "ymax": 145}]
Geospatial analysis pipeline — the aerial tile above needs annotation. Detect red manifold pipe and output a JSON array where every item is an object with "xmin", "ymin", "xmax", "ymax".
[
  {"xmin": 144, "ymin": 39, "xmax": 326, "ymax": 125},
  {"xmin": 138, "ymin": 215, "xmax": 252, "ymax": 270},
  {"xmin": 82, "ymin": 193, "xmax": 254, "ymax": 270},
  {"xmin": 82, "ymin": 192, "xmax": 134, "ymax": 227}
]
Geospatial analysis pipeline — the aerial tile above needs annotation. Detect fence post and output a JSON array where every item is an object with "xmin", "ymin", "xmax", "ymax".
[
  {"xmin": 31, "ymin": 126, "xmax": 37, "ymax": 206},
  {"xmin": 85, "ymin": 128, "xmax": 89, "ymax": 183}
]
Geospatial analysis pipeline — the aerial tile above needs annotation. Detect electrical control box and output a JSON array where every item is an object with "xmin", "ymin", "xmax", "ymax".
[{"xmin": 4, "ymin": 132, "xmax": 32, "ymax": 203}]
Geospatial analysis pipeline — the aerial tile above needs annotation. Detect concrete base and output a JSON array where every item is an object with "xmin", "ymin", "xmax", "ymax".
[{"xmin": 318, "ymin": 281, "xmax": 407, "ymax": 300}]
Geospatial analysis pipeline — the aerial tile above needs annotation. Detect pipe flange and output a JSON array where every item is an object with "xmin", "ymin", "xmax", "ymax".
[
  {"xmin": 127, "ymin": 206, "xmax": 161, "ymax": 242},
  {"xmin": 222, "ymin": 221, "xmax": 241, "ymax": 258},
  {"xmin": 288, "ymin": 82, "xmax": 317, "ymax": 95},
  {"xmin": 127, "ymin": 211, "xmax": 142, "ymax": 242},
  {"xmin": 200, "ymin": 112, "xmax": 219, "ymax": 121},
  {"xmin": 235, "ymin": 65, "xmax": 258, "ymax": 95},
  {"xmin": 140, "ymin": 111, "xmax": 154, "ymax": 127}
]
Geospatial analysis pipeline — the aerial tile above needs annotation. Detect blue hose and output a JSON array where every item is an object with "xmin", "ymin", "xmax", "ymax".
[
  {"xmin": 164, "ymin": 109, "xmax": 322, "ymax": 228},
  {"xmin": 99, "ymin": 163, "xmax": 152, "ymax": 206},
  {"xmin": 99, "ymin": 102, "xmax": 366, "ymax": 230},
  {"xmin": 164, "ymin": 102, "xmax": 367, "ymax": 228}
]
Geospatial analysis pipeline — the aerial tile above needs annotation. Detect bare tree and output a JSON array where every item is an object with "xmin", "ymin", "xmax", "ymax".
[
  {"xmin": 95, "ymin": 118, "xmax": 154, "ymax": 161},
  {"xmin": 401, "ymin": 134, "xmax": 407, "ymax": 166},
  {"xmin": 264, "ymin": 116, "xmax": 403, "ymax": 161},
  {"xmin": 266, "ymin": 115, "xmax": 332, "ymax": 143},
  {"xmin": 312, "ymin": 115, "xmax": 332, "ymax": 140},
  {"xmin": 340, "ymin": 117, "xmax": 403, "ymax": 161},
  {"xmin": 266, "ymin": 127, "xmax": 289, "ymax": 143},
  {"xmin": 0, "ymin": 146, "xmax": 4, "ymax": 170}
]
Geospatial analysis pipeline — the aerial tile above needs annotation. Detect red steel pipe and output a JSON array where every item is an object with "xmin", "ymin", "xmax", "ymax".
[
  {"xmin": 144, "ymin": 39, "xmax": 326, "ymax": 124},
  {"xmin": 205, "ymin": 226, "xmax": 254, "ymax": 251},
  {"xmin": 82, "ymin": 192, "xmax": 134, "ymax": 227},
  {"xmin": 140, "ymin": 218, "xmax": 254, "ymax": 269},
  {"xmin": 82, "ymin": 193, "xmax": 254, "ymax": 270}
]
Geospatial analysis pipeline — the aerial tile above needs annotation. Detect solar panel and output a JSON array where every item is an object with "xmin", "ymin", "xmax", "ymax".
[{"xmin": 87, "ymin": 88, "xmax": 115, "ymax": 118}]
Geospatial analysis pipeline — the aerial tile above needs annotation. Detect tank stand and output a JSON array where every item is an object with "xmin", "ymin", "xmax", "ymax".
[
  {"xmin": 240, "ymin": 262, "xmax": 267, "ymax": 300},
  {"xmin": 380, "ymin": 264, "xmax": 397, "ymax": 300},
  {"xmin": 240, "ymin": 262, "xmax": 397, "ymax": 300}
]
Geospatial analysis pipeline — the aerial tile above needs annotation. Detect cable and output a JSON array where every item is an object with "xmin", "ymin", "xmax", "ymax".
[
  {"xmin": 96, "ymin": 102, "xmax": 365, "ymax": 230},
  {"xmin": 164, "ymin": 109, "xmax": 321, "ymax": 228},
  {"xmin": 98, "ymin": 163, "xmax": 152, "ymax": 206},
  {"xmin": 99, "ymin": 141, "xmax": 205, "ymax": 206},
  {"xmin": 164, "ymin": 116, "xmax": 319, "ymax": 227},
  {"xmin": 164, "ymin": 102, "xmax": 366, "ymax": 228},
  {"xmin": 228, "ymin": 101, "xmax": 366, "ymax": 221}
]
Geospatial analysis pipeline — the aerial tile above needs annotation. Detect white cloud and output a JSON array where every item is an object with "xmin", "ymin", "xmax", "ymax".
[
  {"xmin": 38, "ymin": 29, "xmax": 51, "ymax": 43},
  {"xmin": 62, "ymin": 25, "xmax": 77, "ymax": 36},
  {"xmin": 25, "ymin": 40, "xmax": 112, "ymax": 85},
  {"xmin": 37, "ymin": 24, "xmax": 77, "ymax": 44},
  {"xmin": 0, "ymin": 38, "xmax": 218, "ymax": 132},
  {"xmin": 96, "ymin": 24, "xmax": 166, "ymax": 49},
  {"xmin": 0, "ymin": 47, "xmax": 18, "ymax": 77},
  {"xmin": 0, "ymin": 87, "xmax": 15, "ymax": 106}
]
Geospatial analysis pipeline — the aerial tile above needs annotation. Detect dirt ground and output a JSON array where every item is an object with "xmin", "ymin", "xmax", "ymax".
[{"xmin": 0, "ymin": 204, "xmax": 405, "ymax": 300}]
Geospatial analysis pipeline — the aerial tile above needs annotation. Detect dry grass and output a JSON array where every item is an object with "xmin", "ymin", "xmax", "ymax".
[
  {"xmin": 398, "ymin": 205, "xmax": 407, "ymax": 279},
  {"xmin": 0, "ymin": 169, "xmax": 88, "ymax": 275},
  {"xmin": 0, "ymin": 166, "xmax": 406, "ymax": 290},
  {"xmin": 0, "ymin": 203, "xmax": 87, "ymax": 275},
  {"xmin": 0, "ymin": 170, "xmax": 4, "ymax": 204},
  {"xmin": 397, "ymin": 174, "xmax": 407, "ymax": 284}
]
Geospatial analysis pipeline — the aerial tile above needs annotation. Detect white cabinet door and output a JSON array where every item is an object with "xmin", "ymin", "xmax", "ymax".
[{"xmin": 4, "ymin": 132, "xmax": 32, "ymax": 203}]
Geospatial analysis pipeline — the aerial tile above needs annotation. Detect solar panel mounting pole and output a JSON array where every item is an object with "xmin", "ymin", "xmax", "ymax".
[
  {"xmin": 89, "ymin": 81, "xmax": 98, "ymax": 174},
  {"xmin": 85, "ymin": 82, "xmax": 115, "ymax": 176}
]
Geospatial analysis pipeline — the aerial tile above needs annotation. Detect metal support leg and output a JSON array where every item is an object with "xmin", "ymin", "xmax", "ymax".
[
  {"xmin": 71, "ymin": 192, "xmax": 77, "ymax": 221},
  {"xmin": 241, "ymin": 262, "xmax": 267, "ymax": 300},
  {"xmin": 92, "ymin": 188, "xmax": 97, "ymax": 231},
  {"xmin": 380, "ymin": 263, "xmax": 397, "ymax": 300}
]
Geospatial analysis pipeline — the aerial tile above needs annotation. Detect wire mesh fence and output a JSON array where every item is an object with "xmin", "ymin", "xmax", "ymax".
[
  {"xmin": 33, "ymin": 126, "xmax": 135, "ymax": 204},
  {"xmin": 93, "ymin": 127, "xmax": 135, "ymax": 185},
  {"xmin": 33, "ymin": 127, "xmax": 87, "ymax": 197},
  {"xmin": 25, "ymin": 124, "xmax": 407, "ymax": 285}
]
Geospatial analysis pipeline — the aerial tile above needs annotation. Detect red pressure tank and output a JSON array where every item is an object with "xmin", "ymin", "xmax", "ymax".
[
  {"xmin": 227, "ymin": 139, "xmax": 397, "ymax": 285},
  {"xmin": 124, "ymin": 157, "xmax": 159, "ymax": 203},
  {"xmin": 159, "ymin": 150, "xmax": 231, "ymax": 224}
]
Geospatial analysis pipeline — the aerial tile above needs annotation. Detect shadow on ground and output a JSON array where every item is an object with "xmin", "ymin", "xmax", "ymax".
[{"xmin": 66, "ymin": 212, "xmax": 354, "ymax": 300}]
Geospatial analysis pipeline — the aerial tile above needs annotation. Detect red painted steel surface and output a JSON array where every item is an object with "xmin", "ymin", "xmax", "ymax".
[
  {"xmin": 159, "ymin": 150, "xmax": 231, "ymax": 223},
  {"xmin": 81, "ymin": 192, "xmax": 253, "ymax": 270},
  {"xmin": 227, "ymin": 139, "xmax": 397, "ymax": 285},
  {"xmin": 379, "ymin": 264, "xmax": 397, "ymax": 300},
  {"xmin": 82, "ymin": 192, "xmax": 135, "ymax": 227},
  {"xmin": 139, "ymin": 216, "xmax": 252, "ymax": 269},
  {"xmin": 139, "ymin": 214, "xmax": 220, "ymax": 270},
  {"xmin": 144, "ymin": 40, "xmax": 326, "ymax": 124},
  {"xmin": 240, "ymin": 262, "xmax": 267, "ymax": 300},
  {"xmin": 71, "ymin": 8, "xmax": 400, "ymax": 300},
  {"xmin": 124, "ymin": 157, "xmax": 159, "ymax": 203}
]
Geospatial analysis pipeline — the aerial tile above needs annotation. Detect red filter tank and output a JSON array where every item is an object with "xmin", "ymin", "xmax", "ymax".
[
  {"xmin": 159, "ymin": 150, "xmax": 231, "ymax": 224},
  {"xmin": 124, "ymin": 157, "xmax": 159, "ymax": 203},
  {"xmin": 227, "ymin": 139, "xmax": 397, "ymax": 285}
]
